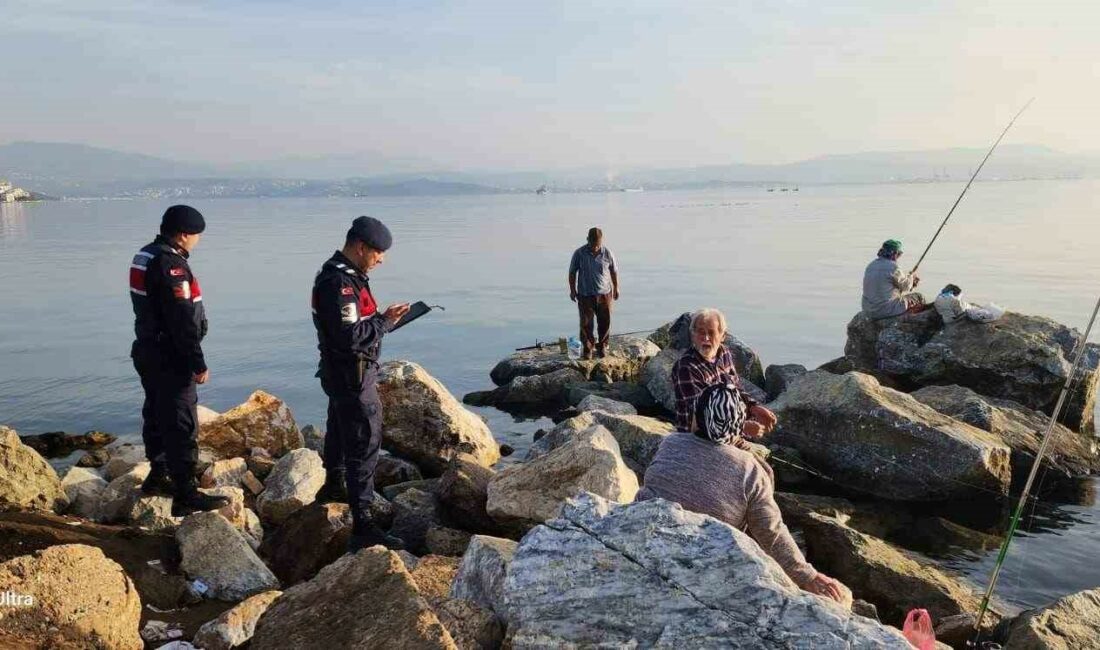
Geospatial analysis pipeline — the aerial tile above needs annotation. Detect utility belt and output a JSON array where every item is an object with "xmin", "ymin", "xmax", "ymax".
[{"xmin": 318, "ymin": 352, "xmax": 380, "ymax": 393}]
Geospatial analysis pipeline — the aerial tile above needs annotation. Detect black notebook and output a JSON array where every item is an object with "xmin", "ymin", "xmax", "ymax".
[{"xmin": 390, "ymin": 301, "xmax": 433, "ymax": 332}]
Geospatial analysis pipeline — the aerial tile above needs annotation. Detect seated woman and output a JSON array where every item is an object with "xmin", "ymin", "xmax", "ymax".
[{"xmin": 637, "ymin": 382, "xmax": 849, "ymax": 605}]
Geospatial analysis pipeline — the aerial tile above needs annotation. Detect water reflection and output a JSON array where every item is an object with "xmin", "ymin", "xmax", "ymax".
[{"xmin": 0, "ymin": 202, "xmax": 28, "ymax": 241}]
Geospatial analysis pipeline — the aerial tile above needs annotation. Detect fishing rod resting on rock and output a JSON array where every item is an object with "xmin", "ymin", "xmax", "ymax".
[
  {"xmin": 971, "ymin": 291, "xmax": 1100, "ymax": 641},
  {"xmin": 911, "ymin": 98, "xmax": 1035, "ymax": 275}
]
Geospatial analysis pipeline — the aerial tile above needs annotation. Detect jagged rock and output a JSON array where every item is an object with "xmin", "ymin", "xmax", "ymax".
[
  {"xmin": 451, "ymin": 535, "xmax": 517, "ymax": 615},
  {"xmin": 260, "ymin": 502, "xmax": 352, "ymax": 586},
  {"xmin": 250, "ymin": 546, "xmax": 456, "ymax": 649},
  {"xmin": 765, "ymin": 363, "xmax": 808, "ymax": 401},
  {"xmin": 300, "ymin": 424, "xmax": 324, "ymax": 454},
  {"xmin": 95, "ymin": 462, "xmax": 150, "ymax": 523},
  {"xmin": 465, "ymin": 367, "xmax": 586, "ymax": 407},
  {"xmin": 437, "ymin": 454, "xmax": 496, "ymax": 533},
  {"xmin": 256, "ymin": 448, "xmax": 325, "ymax": 525},
  {"xmin": 384, "ymin": 478, "xmax": 440, "ymax": 500},
  {"xmin": 488, "ymin": 337, "xmax": 660, "ymax": 386},
  {"xmin": 1002, "ymin": 587, "xmax": 1100, "ymax": 649},
  {"xmin": 103, "ymin": 443, "xmax": 147, "ymax": 480},
  {"xmin": 377, "ymin": 454, "xmax": 425, "ymax": 490},
  {"xmin": 0, "ymin": 425, "xmax": 68, "ymax": 512},
  {"xmin": 527, "ymin": 410, "xmax": 675, "ymax": 474},
  {"xmin": 486, "ymin": 425, "xmax": 638, "ymax": 526},
  {"xmin": 76, "ymin": 447, "xmax": 111, "ymax": 468},
  {"xmin": 391, "ymin": 488, "xmax": 445, "ymax": 554},
  {"xmin": 177, "ymin": 511, "xmax": 280, "ymax": 601},
  {"xmin": 380, "ymin": 361, "xmax": 501, "ymax": 476},
  {"xmin": 197, "ymin": 404, "xmax": 221, "ymax": 424},
  {"xmin": 0, "ymin": 544, "xmax": 143, "ymax": 650},
  {"xmin": 409, "ymin": 555, "xmax": 503, "ymax": 650},
  {"xmin": 649, "ymin": 312, "xmax": 767, "ymax": 386},
  {"xmin": 199, "ymin": 390, "xmax": 303, "ymax": 460},
  {"xmin": 200, "ymin": 457, "xmax": 249, "ymax": 489},
  {"xmin": 852, "ymin": 599, "xmax": 880, "ymax": 621},
  {"xmin": 799, "ymin": 512, "xmax": 995, "ymax": 628},
  {"xmin": 241, "ymin": 471, "xmax": 264, "ymax": 495},
  {"xmin": 576, "ymin": 393, "xmax": 637, "ymax": 415},
  {"xmin": 409, "ymin": 554, "xmax": 461, "ymax": 600},
  {"xmin": 641, "ymin": 347, "xmax": 681, "ymax": 412},
  {"xmin": 197, "ymin": 485, "xmax": 249, "ymax": 535},
  {"xmin": 246, "ymin": 447, "xmax": 275, "ymax": 480},
  {"xmin": 564, "ymin": 380, "xmax": 658, "ymax": 411},
  {"xmin": 426, "ymin": 526, "xmax": 473, "ymax": 556},
  {"xmin": 193, "ymin": 590, "xmax": 282, "ymax": 650},
  {"xmin": 912, "ymin": 384, "xmax": 1100, "ymax": 483},
  {"xmin": 844, "ymin": 310, "xmax": 1100, "ymax": 433},
  {"xmin": 18, "ymin": 430, "xmax": 116, "ymax": 458},
  {"xmin": 60, "ymin": 465, "xmax": 108, "ymax": 519},
  {"xmin": 501, "ymin": 494, "xmax": 906, "ymax": 647},
  {"xmin": 129, "ymin": 495, "xmax": 179, "ymax": 531},
  {"xmin": 769, "ymin": 371, "xmax": 1012, "ymax": 501}
]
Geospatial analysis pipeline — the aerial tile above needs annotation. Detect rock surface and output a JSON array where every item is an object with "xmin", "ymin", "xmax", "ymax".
[
  {"xmin": 564, "ymin": 380, "xmax": 658, "ymax": 411},
  {"xmin": 769, "ymin": 370, "xmax": 1012, "ymax": 501},
  {"xmin": 18, "ymin": 430, "xmax": 115, "ymax": 458},
  {"xmin": 177, "ymin": 511, "xmax": 280, "ymax": 601},
  {"xmin": 129, "ymin": 495, "xmax": 180, "ymax": 531},
  {"xmin": 488, "ymin": 337, "xmax": 660, "ymax": 386},
  {"xmin": 256, "ymin": 448, "xmax": 325, "ymax": 525},
  {"xmin": 102, "ymin": 443, "xmax": 148, "ymax": 480},
  {"xmin": 641, "ymin": 347, "xmax": 682, "ymax": 413},
  {"xmin": 437, "ymin": 454, "xmax": 497, "ymax": 533},
  {"xmin": 526, "ymin": 410, "xmax": 676, "ymax": 474},
  {"xmin": 765, "ymin": 363, "xmax": 808, "ymax": 401},
  {"xmin": 380, "ymin": 361, "xmax": 501, "ymax": 476},
  {"xmin": 376, "ymin": 454, "xmax": 425, "ymax": 490},
  {"xmin": 501, "ymin": 494, "xmax": 907, "ymax": 648},
  {"xmin": 451, "ymin": 535, "xmax": 517, "ymax": 615},
  {"xmin": 259, "ymin": 501, "xmax": 353, "ymax": 586},
  {"xmin": 844, "ymin": 310, "xmax": 1100, "ymax": 433},
  {"xmin": 200, "ymin": 457, "xmax": 250, "ymax": 490},
  {"xmin": 1003, "ymin": 587, "xmax": 1100, "ymax": 649},
  {"xmin": 193, "ymin": 590, "xmax": 282, "ymax": 650},
  {"xmin": 95, "ymin": 462, "xmax": 150, "ymax": 523},
  {"xmin": 391, "ymin": 488, "xmax": 444, "ymax": 554},
  {"xmin": 0, "ymin": 544, "xmax": 143, "ymax": 650},
  {"xmin": 487, "ymin": 425, "xmax": 639, "ymax": 526},
  {"xmin": 576, "ymin": 393, "xmax": 638, "ymax": 415},
  {"xmin": 466, "ymin": 367, "xmax": 585, "ymax": 407},
  {"xmin": 250, "ymin": 546, "xmax": 456, "ymax": 649},
  {"xmin": 199, "ymin": 390, "xmax": 303, "ymax": 460},
  {"xmin": 912, "ymin": 384, "xmax": 1100, "ymax": 483},
  {"xmin": 61, "ymin": 465, "xmax": 108, "ymax": 519},
  {"xmin": 0, "ymin": 425, "xmax": 68, "ymax": 512}
]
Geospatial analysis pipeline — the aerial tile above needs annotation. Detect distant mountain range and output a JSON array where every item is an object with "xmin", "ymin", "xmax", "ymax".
[{"xmin": 1, "ymin": 141, "xmax": 1097, "ymax": 199}]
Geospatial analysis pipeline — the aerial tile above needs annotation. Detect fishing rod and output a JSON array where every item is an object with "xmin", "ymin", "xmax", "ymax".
[
  {"xmin": 911, "ymin": 98, "xmax": 1035, "ymax": 274},
  {"xmin": 972, "ymin": 292, "xmax": 1100, "ymax": 640},
  {"xmin": 514, "ymin": 328, "xmax": 659, "ymax": 351}
]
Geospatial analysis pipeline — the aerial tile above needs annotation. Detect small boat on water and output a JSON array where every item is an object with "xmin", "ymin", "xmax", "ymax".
[
  {"xmin": 620, "ymin": 187, "xmax": 644, "ymax": 193},
  {"xmin": 536, "ymin": 185, "xmax": 547, "ymax": 195}
]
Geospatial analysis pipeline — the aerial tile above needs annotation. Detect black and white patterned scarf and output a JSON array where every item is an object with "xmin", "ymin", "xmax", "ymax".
[{"xmin": 693, "ymin": 382, "xmax": 748, "ymax": 445}]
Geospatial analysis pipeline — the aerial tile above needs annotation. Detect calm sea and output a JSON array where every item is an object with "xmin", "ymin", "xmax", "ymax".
[{"xmin": 1, "ymin": 180, "xmax": 1097, "ymax": 611}]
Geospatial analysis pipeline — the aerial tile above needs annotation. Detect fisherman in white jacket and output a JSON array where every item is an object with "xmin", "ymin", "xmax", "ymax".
[{"xmin": 861, "ymin": 239, "xmax": 927, "ymax": 320}]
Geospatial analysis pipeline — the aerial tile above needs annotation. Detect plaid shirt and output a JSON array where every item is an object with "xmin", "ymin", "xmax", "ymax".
[{"xmin": 671, "ymin": 345, "xmax": 756, "ymax": 431}]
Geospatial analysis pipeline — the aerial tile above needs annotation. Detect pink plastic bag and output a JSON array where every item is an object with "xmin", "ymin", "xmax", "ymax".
[{"xmin": 903, "ymin": 609, "xmax": 936, "ymax": 650}]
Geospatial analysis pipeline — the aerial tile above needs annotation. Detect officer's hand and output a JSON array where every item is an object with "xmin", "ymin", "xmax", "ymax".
[
  {"xmin": 194, "ymin": 370, "xmax": 209, "ymax": 384},
  {"xmin": 569, "ymin": 290, "xmax": 577, "ymax": 302},
  {"xmin": 383, "ymin": 303, "xmax": 412, "ymax": 325}
]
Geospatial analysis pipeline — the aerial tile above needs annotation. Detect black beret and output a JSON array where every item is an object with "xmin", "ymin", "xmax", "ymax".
[
  {"xmin": 347, "ymin": 216, "xmax": 392, "ymax": 251},
  {"xmin": 161, "ymin": 205, "xmax": 206, "ymax": 235}
]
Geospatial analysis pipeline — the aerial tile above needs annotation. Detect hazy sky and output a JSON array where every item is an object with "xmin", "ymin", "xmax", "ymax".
[{"xmin": 3, "ymin": 1, "xmax": 1098, "ymax": 169}]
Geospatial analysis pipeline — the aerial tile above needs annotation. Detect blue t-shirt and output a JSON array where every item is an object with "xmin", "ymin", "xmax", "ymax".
[{"xmin": 569, "ymin": 245, "xmax": 617, "ymax": 296}]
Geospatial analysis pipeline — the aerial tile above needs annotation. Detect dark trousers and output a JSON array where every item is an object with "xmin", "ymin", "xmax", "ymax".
[
  {"xmin": 133, "ymin": 354, "xmax": 199, "ymax": 485},
  {"xmin": 577, "ymin": 293, "xmax": 612, "ymax": 354},
  {"xmin": 321, "ymin": 370, "xmax": 384, "ymax": 534}
]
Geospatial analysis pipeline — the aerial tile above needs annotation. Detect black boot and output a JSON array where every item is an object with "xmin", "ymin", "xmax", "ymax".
[
  {"xmin": 316, "ymin": 469, "xmax": 348, "ymax": 504},
  {"xmin": 141, "ymin": 463, "xmax": 174, "ymax": 496},
  {"xmin": 348, "ymin": 523, "xmax": 405, "ymax": 553},
  {"xmin": 171, "ymin": 478, "xmax": 231, "ymax": 517}
]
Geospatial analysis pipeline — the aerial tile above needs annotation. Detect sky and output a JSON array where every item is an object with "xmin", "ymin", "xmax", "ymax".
[{"xmin": 2, "ymin": 0, "xmax": 1098, "ymax": 170}]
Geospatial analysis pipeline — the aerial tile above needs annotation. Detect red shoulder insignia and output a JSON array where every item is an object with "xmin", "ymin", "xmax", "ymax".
[
  {"xmin": 169, "ymin": 267, "xmax": 186, "ymax": 277},
  {"xmin": 340, "ymin": 287, "xmax": 354, "ymax": 296}
]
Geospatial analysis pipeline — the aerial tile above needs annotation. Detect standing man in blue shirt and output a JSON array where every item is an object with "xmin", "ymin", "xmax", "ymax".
[{"xmin": 568, "ymin": 227, "xmax": 620, "ymax": 359}]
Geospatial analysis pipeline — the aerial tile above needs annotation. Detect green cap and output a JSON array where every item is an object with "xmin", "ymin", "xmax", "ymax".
[{"xmin": 882, "ymin": 239, "xmax": 903, "ymax": 252}]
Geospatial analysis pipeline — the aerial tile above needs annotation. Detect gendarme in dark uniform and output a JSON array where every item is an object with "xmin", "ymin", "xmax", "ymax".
[
  {"xmin": 129, "ymin": 205, "xmax": 228, "ymax": 516},
  {"xmin": 311, "ymin": 216, "xmax": 408, "ymax": 551}
]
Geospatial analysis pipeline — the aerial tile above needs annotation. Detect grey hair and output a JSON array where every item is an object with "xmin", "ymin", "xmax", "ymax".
[{"xmin": 690, "ymin": 308, "xmax": 727, "ymax": 333}]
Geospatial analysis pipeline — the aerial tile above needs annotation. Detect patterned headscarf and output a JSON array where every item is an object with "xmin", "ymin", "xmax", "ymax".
[{"xmin": 693, "ymin": 382, "xmax": 748, "ymax": 446}]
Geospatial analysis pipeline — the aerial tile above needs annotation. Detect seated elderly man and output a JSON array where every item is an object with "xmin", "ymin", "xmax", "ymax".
[
  {"xmin": 861, "ymin": 239, "xmax": 927, "ymax": 320},
  {"xmin": 638, "ymin": 383, "xmax": 849, "ymax": 605},
  {"xmin": 672, "ymin": 308, "xmax": 776, "ymax": 438}
]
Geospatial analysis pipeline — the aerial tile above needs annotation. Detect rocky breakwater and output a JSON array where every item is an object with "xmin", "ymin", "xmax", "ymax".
[
  {"xmin": 769, "ymin": 370, "xmax": 1012, "ymax": 502},
  {"xmin": 842, "ymin": 310, "xmax": 1100, "ymax": 434}
]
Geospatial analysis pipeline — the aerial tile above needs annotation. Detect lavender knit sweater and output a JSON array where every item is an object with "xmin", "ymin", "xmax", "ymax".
[{"xmin": 637, "ymin": 432, "xmax": 817, "ymax": 587}]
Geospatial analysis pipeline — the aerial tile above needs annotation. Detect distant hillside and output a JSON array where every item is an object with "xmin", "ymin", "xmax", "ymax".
[{"xmin": 0, "ymin": 142, "xmax": 216, "ymax": 193}]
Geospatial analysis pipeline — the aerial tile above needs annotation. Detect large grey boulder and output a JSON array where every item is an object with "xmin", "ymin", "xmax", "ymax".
[
  {"xmin": 193, "ymin": 590, "xmax": 282, "ymax": 650},
  {"xmin": 487, "ymin": 425, "xmax": 639, "ymax": 526},
  {"xmin": 380, "ymin": 360, "xmax": 501, "ymax": 476},
  {"xmin": 1003, "ymin": 587, "xmax": 1100, "ymax": 649},
  {"xmin": 912, "ymin": 384, "xmax": 1100, "ymax": 483},
  {"xmin": 102, "ymin": 443, "xmax": 147, "ymax": 480},
  {"xmin": 576, "ymin": 393, "xmax": 637, "ymax": 415},
  {"xmin": 501, "ymin": 493, "xmax": 908, "ymax": 648},
  {"xmin": 437, "ymin": 454, "xmax": 497, "ymax": 534},
  {"xmin": 564, "ymin": 380, "xmax": 659, "ymax": 411},
  {"xmin": 844, "ymin": 310, "xmax": 1100, "ymax": 433},
  {"xmin": 256, "ymin": 448, "xmax": 325, "ymax": 525},
  {"xmin": 770, "ymin": 371, "xmax": 1012, "ymax": 501},
  {"xmin": 177, "ymin": 511, "xmax": 280, "ymax": 601},
  {"xmin": 450, "ymin": 535, "xmax": 517, "ymax": 615},
  {"xmin": 465, "ymin": 367, "xmax": 585, "ymax": 407},
  {"xmin": 0, "ymin": 426, "xmax": 68, "ymax": 512},
  {"xmin": 250, "ymin": 546, "xmax": 456, "ymax": 649},
  {"xmin": 60, "ymin": 466, "xmax": 108, "ymax": 519},
  {"xmin": 765, "ymin": 363, "xmax": 808, "ymax": 401},
  {"xmin": 488, "ymin": 336, "xmax": 660, "ymax": 386},
  {"xmin": 95, "ymin": 462, "xmax": 150, "ymax": 523},
  {"xmin": 259, "ymin": 502, "xmax": 352, "ymax": 586},
  {"xmin": 526, "ymin": 410, "xmax": 676, "ymax": 474}
]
